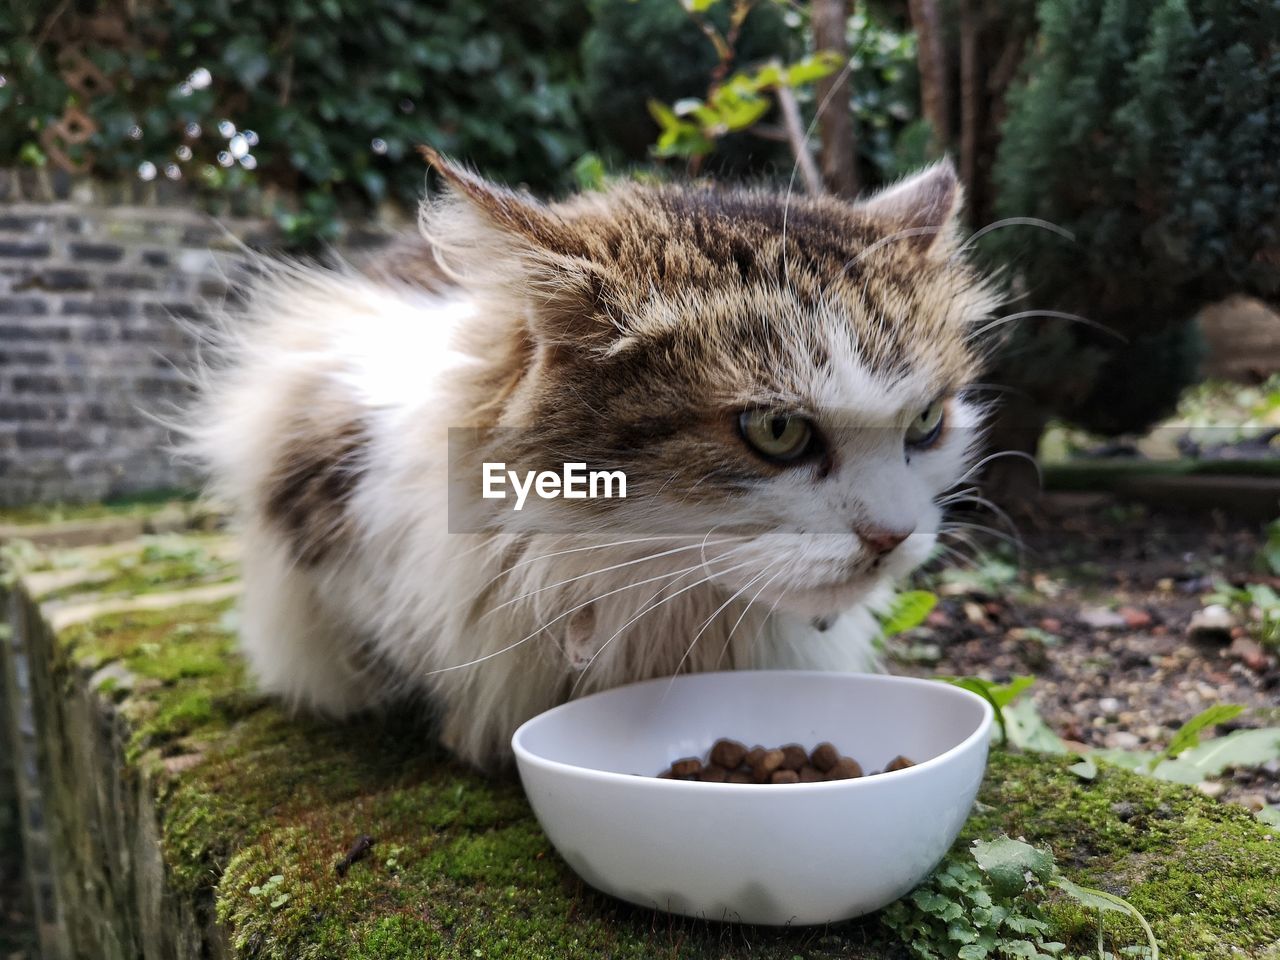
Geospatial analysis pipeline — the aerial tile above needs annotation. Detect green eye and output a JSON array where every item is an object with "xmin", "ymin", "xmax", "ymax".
[
  {"xmin": 906, "ymin": 400, "xmax": 946, "ymax": 447},
  {"xmin": 739, "ymin": 410, "xmax": 815, "ymax": 462}
]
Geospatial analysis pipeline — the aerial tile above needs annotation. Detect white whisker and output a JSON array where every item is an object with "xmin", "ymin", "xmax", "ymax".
[
  {"xmin": 954, "ymin": 216, "xmax": 1074, "ymax": 257},
  {"xmin": 967, "ymin": 309, "xmax": 1125, "ymax": 344}
]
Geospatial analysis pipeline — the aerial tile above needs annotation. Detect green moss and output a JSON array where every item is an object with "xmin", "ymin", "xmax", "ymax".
[
  {"xmin": 961, "ymin": 753, "xmax": 1280, "ymax": 956},
  {"xmin": 0, "ymin": 493, "xmax": 197, "ymax": 527},
  {"xmin": 36, "ymin": 536, "xmax": 239, "ymax": 604},
  {"xmin": 22, "ymin": 534, "xmax": 1280, "ymax": 959}
]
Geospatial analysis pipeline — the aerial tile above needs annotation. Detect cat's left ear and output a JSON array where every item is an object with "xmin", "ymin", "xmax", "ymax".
[{"xmin": 856, "ymin": 159, "xmax": 962, "ymax": 257}]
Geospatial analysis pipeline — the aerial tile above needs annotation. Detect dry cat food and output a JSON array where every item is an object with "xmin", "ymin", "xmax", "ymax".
[{"xmin": 658, "ymin": 739, "xmax": 916, "ymax": 784}]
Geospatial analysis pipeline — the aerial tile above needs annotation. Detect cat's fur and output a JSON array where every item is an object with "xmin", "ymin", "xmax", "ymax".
[{"xmin": 188, "ymin": 153, "xmax": 999, "ymax": 767}]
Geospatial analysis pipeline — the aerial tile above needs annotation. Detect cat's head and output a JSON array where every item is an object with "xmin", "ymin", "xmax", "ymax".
[{"xmin": 425, "ymin": 150, "xmax": 999, "ymax": 617}]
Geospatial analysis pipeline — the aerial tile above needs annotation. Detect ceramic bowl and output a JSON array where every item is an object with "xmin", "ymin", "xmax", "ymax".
[{"xmin": 512, "ymin": 670, "xmax": 993, "ymax": 926}]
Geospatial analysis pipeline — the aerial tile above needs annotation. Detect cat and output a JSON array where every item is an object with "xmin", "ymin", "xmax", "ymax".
[{"xmin": 187, "ymin": 150, "xmax": 999, "ymax": 768}]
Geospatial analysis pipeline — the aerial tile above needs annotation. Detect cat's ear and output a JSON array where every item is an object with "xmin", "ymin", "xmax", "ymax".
[
  {"xmin": 419, "ymin": 146, "xmax": 613, "ymax": 347},
  {"xmin": 856, "ymin": 160, "xmax": 962, "ymax": 256},
  {"xmin": 419, "ymin": 145, "xmax": 578, "ymax": 254}
]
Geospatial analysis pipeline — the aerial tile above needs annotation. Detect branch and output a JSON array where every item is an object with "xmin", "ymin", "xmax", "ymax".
[{"xmin": 775, "ymin": 82, "xmax": 824, "ymax": 196}]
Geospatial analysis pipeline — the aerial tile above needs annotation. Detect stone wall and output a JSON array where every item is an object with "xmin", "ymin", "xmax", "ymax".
[
  {"xmin": 0, "ymin": 171, "xmax": 279, "ymax": 507},
  {"xmin": 0, "ymin": 170, "xmax": 399, "ymax": 508},
  {"xmin": 0, "ymin": 586, "xmax": 37, "ymax": 959},
  {"xmin": 0, "ymin": 515, "xmax": 1278, "ymax": 960}
]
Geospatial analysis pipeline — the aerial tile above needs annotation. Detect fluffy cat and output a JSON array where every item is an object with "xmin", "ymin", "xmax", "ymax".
[{"xmin": 188, "ymin": 151, "xmax": 999, "ymax": 768}]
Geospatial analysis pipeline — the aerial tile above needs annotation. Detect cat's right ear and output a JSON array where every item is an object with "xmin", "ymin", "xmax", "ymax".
[
  {"xmin": 419, "ymin": 146, "xmax": 580, "ymax": 256},
  {"xmin": 419, "ymin": 146, "xmax": 614, "ymax": 347}
]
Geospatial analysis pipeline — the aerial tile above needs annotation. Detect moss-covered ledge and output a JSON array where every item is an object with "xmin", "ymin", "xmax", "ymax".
[{"xmin": 1, "ymin": 531, "xmax": 1277, "ymax": 959}]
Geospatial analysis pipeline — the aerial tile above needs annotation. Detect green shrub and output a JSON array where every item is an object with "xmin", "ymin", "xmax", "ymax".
[
  {"xmin": 0, "ymin": 0, "xmax": 592, "ymax": 244},
  {"xmin": 989, "ymin": 0, "xmax": 1280, "ymax": 435},
  {"xmin": 580, "ymin": 0, "xmax": 798, "ymax": 173}
]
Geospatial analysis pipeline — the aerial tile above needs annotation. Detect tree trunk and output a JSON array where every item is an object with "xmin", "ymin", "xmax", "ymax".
[
  {"xmin": 810, "ymin": 0, "xmax": 859, "ymax": 198},
  {"xmin": 909, "ymin": 0, "xmax": 950, "ymax": 155},
  {"xmin": 958, "ymin": 0, "xmax": 981, "ymax": 193}
]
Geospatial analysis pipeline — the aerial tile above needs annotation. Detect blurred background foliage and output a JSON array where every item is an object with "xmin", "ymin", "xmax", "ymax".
[
  {"xmin": 1, "ymin": 0, "xmax": 1277, "ymax": 447},
  {"xmin": 988, "ymin": 0, "xmax": 1280, "ymax": 438}
]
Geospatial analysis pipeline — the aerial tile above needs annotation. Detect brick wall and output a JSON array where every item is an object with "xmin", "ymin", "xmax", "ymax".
[{"xmin": 0, "ymin": 170, "xmax": 396, "ymax": 506}]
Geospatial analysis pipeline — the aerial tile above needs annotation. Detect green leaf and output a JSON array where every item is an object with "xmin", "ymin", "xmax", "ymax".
[
  {"xmin": 1055, "ymin": 878, "xmax": 1127, "ymax": 914},
  {"xmin": 1090, "ymin": 748, "xmax": 1152, "ymax": 772},
  {"xmin": 784, "ymin": 52, "xmax": 844, "ymax": 87},
  {"xmin": 1256, "ymin": 805, "xmax": 1280, "ymax": 831},
  {"xmin": 647, "ymin": 99, "xmax": 682, "ymax": 132},
  {"xmin": 1152, "ymin": 727, "xmax": 1280, "ymax": 783},
  {"xmin": 881, "ymin": 590, "xmax": 937, "ymax": 637},
  {"xmin": 571, "ymin": 152, "xmax": 606, "ymax": 192},
  {"xmin": 222, "ymin": 35, "xmax": 271, "ymax": 87},
  {"xmin": 1160, "ymin": 704, "xmax": 1246, "ymax": 763},
  {"xmin": 970, "ymin": 837, "xmax": 1056, "ymax": 897},
  {"xmin": 270, "ymin": 893, "xmax": 291, "ymax": 909},
  {"xmin": 1003, "ymin": 698, "xmax": 1068, "ymax": 754},
  {"xmin": 1055, "ymin": 879, "xmax": 1160, "ymax": 959},
  {"xmin": 1068, "ymin": 755, "xmax": 1098, "ymax": 780},
  {"xmin": 1000, "ymin": 942, "xmax": 1043, "ymax": 958}
]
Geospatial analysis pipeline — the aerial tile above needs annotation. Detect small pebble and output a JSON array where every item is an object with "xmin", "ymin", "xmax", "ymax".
[
  {"xmin": 771, "ymin": 769, "xmax": 800, "ymax": 784},
  {"xmin": 1104, "ymin": 730, "xmax": 1142, "ymax": 750},
  {"xmin": 1188, "ymin": 605, "xmax": 1235, "ymax": 644},
  {"xmin": 884, "ymin": 755, "xmax": 916, "ymax": 772}
]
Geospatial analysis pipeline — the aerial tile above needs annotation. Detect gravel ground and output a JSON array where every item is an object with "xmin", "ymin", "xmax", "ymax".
[{"xmin": 895, "ymin": 492, "xmax": 1279, "ymax": 812}]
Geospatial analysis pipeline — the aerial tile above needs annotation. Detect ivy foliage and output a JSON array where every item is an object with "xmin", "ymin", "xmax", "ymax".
[
  {"xmin": 989, "ymin": 0, "xmax": 1280, "ymax": 435},
  {"xmin": 883, "ymin": 836, "xmax": 1157, "ymax": 960},
  {"xmin": 0, "ymin": 0, "xmax": 592, "ymax": 243}
]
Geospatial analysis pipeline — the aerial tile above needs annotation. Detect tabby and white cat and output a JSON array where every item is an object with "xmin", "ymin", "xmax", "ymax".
[{"xmin": 188, "ymin": 152, "xmax": 999, "ymax": 767}]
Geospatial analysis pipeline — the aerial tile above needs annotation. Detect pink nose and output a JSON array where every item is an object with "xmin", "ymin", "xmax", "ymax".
[{"xmin": 859, "ymin": 526, "xmax": 913, "ymax": 556}]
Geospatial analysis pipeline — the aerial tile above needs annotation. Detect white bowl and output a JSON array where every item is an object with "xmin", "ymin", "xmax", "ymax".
[{"xmin": 512, "ymin": 671, "xmax": 993, "ymax": 926}]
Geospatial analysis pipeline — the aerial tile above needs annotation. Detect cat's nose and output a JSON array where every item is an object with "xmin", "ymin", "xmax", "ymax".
[{"xmin": 857, "ymin": 525, "xmax": 913, "ymax": 556}]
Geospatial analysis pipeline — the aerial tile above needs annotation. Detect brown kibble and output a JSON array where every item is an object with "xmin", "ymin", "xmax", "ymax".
[
  {"xmin": 658, "ymin": 739, "xmax": 886, "ymax": 784},
  {"xmin": 810, "ymin": 742, "xmax": 840, "ymax": 772},
  {"xmin": 710, "ymin": 738, "xmax": 748, "ymax": 769},
  {"xmin": 780, "ymin": 744, "xmax": 808, "ymax": 771},
  {"xmin": 750, "ymin": 748, "xmax": 785, "ymax": 781},
  {"xmin": 670, "ymin": 756, "xmax": 703, "ymax": 778},
  {"xmin": 826, "ymin": 757, "xmax": 863, "ymax": 780},
  {"xmin": 885, "ymin": 755, "xmax": 916, "ymax": 772}
]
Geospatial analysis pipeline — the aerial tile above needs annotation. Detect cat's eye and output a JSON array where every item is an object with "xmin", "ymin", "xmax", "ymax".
[
  {"xmin": 905, "ymin": 400, "xmax": 946, "ymax": 448},
  {"xmin": 738, "ymin": 410, "xmax": 815, "ymax": 463}
]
